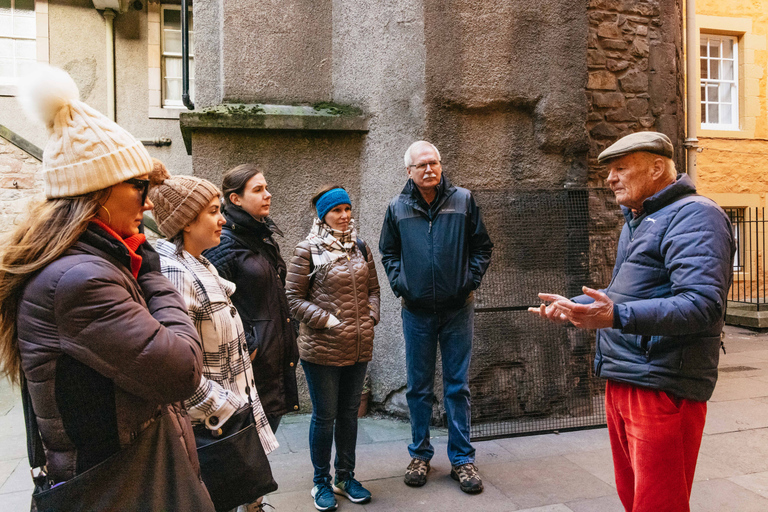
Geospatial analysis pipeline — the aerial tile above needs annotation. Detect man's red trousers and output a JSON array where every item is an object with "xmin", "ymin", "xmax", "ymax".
[{"xmin": 605, "ymin": 380, "xmax": 707, "ymax": 512}]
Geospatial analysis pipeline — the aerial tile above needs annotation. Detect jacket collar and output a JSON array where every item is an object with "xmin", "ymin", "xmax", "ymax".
[
  {"xmin": 401, "ymin": 174, "xmax": 455, "ymax": 213},
  {"xmin": 223, "ymin": 204, "xmax": 283, "ymax": 238},
  {"xmin": 621, "ymin": 174, "xmax": 697, "ymax": 222}
]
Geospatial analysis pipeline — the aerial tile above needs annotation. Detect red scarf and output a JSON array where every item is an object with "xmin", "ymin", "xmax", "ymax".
[{"xmin": 90, "ymin": 219, "xmax": 146, "ymax": 279}]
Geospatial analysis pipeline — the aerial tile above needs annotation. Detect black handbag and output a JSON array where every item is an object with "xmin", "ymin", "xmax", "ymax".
[
  {"xmin": 194, "ymin": 405, "xmax": 278, "ymax": 512},
  {"xmin": 21, "ymin": 375, "xmax": 216, "ymax": 512}
]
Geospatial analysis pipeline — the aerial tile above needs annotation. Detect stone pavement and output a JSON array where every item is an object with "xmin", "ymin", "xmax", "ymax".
[{"xmin": 3, "ymin": 325, "xmax": 768, "ymax": 511}]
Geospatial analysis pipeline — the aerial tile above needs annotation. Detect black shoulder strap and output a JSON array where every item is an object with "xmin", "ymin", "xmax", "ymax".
[
  {"xmin": 357, "ymin": 238, "xmax": 368, "ymax": 261},
  {"xmin": 21, "ymin": 372, "xmax": 49, "ymax": 487}
]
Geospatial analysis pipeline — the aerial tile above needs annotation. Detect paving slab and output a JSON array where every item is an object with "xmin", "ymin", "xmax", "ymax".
[
  {"xmin": 703, "ymin": 398, "xmax": 768, "ymax": 434},
  {"xmin": 729, "ymin": 470, "xmax": 768, "ymax": 499},
  {"xmin": 565, "ymin": 493, "xmax": 624, "ymax": 512},
  {"xmin": 689, "ymin": 478, "xmax": 768, "ymax": 512},
  {"xmin": 699, "ymin": 429, "xmax": 768, "ymax": 475}
]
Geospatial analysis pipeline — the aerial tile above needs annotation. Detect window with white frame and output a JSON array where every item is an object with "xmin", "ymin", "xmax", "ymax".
[
  {"xmin": 700, "ymin": 34, "xmax": 739, "ymax": 130},
  {"xmin": 0, "ymin": 0, "xmax": 36, "ymax": 87},
  {"xmin": 161, "ymin": 5, "xmax": 193, "ymax": 108}
]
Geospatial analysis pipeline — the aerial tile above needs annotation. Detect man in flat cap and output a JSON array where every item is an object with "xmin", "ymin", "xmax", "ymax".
[{"xmin": 530, "ymin": 131, "xmax": 735, "ymax": 512}]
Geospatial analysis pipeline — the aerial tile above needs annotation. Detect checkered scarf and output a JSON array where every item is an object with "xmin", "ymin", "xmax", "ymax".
[{"xmin": 305, "ymin": 218, "xmax": 357, "ymax": 271}]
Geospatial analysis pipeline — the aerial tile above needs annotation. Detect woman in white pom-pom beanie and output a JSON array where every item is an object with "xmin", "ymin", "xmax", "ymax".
[{"xmin": 0, "ymin": 66, "xmax": 215, "ymax": 511}]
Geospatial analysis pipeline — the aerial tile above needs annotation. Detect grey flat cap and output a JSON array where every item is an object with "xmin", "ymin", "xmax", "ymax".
[{"xmin": 597, "ymin": 131, "xmax": 674, "ymax": 163}]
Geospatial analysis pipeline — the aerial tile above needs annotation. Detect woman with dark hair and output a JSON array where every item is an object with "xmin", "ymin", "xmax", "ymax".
[
  {"xmin": 204, "ymin": 164, "xmax": 300, "ymax": 434},
  {"xmin": 148, "ymin": 163, "xmax": 278, "ymax": 512},
  {"xmin": 0, "ymin": 66, "xmax": 212, "ymax": 510},
  {"xmin": 285, "ymin": 185, "xmax": 380, "ymax": 511}
]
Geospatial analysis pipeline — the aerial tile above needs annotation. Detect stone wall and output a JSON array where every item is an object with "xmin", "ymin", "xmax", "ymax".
[
  {"xmin": 585, "ymin": 0, "xmax": 685, "ymax": 288},
  {"xmin": 0, "ymin": 138, "xmax": 43, "ymax": 237}
]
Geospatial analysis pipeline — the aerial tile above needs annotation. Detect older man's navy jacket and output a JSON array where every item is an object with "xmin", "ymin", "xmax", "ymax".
[
  {"xmin": 582, "ymin": 175, "xmax": 735, "ymax": 401},
  {"xmin": 379, "ymin": 176, "xmax": 493, "ymax": 312}
]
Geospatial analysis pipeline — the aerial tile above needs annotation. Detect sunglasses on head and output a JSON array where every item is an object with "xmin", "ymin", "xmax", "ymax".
[{"xmin": 125, "ymin": 178, "xmax": 150, "ymax": 205}]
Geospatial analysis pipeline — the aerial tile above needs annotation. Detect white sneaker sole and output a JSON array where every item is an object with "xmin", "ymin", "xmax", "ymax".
[
  {"xmin": 310, "ymin": 487, "xmax": 338, "ymax": 511},
  {"xmin": 332, "ymin": 484, "xmax": 372, "ymax": 504}
]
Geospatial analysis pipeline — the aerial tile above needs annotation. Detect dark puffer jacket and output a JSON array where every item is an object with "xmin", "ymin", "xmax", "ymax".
[
  {"xmin": 16, "ymin": 224, "xmax": 204, "ymax": 483},
  {"xmin": 285, "ymin": 239, "xmax": 380, "ymax": 366},
  {"xmin": 204, "ymin": 206, "xmax": 300, "ymax": 417},
  {"xmin": 582, "ymin": 175, "xmax": 735, "ymax": 402}
]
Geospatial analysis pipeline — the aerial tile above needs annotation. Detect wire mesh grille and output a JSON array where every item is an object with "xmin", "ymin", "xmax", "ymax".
[{"xmin": 468, "ymin": 188, "xmax": 614, "ymax": 440}]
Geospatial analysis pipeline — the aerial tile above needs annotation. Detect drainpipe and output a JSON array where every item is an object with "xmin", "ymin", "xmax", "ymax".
[
  {"xmin": 684, "ymin": 0, "xmax": 698, "ymax": 183},
  {"xmin": 181, "ymin": 0, "xmax": 194, "ymax": 110},
  {"xmin": 103, "ymin": 8, "xmax": 116, "ymax": 121}
]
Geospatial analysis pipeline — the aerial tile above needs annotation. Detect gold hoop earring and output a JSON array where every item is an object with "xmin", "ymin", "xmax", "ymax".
[{"xmin": 100, "ymin": 205, "xmax": 112, "ymax": 226}]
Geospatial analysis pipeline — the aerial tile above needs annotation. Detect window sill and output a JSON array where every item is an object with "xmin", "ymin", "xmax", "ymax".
[
  {"xmin": 0, "ymin": 84, "xmax": 18, "ymax": 97},
  {"xmin": 149, "ymin": 106, "xmax": 190, "ymax": 120},
  {"xmin": 699, "ymin": 127, "xmax": 754, "ymax": 139}
]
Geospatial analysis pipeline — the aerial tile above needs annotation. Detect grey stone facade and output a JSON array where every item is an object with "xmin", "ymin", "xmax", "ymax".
[{"xmin": 186, "ymin": 0, "xmax": 685, "ymax": 416}]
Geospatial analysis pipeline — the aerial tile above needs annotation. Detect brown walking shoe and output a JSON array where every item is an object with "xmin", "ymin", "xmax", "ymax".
[
  {"xmin": 450, "ymin": 463, "xmax": 483, "ymax": 494},
  {"xmin": 404, "ymin": 458, "xmax": 430, "ymax": 487}
]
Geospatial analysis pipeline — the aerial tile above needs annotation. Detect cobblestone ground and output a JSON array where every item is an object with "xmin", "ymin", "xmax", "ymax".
[{"xmin": 3, "ymin": 326, "xmax": 768, "ymax": 511}]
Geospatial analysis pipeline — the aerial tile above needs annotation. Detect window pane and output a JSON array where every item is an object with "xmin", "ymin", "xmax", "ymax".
[
  {"xmin": 163, "ymin": 29, "xmax": 181, "ymax": 54},
  {"xmin": 188, "ymin": 58, "xmax": 194, "ymax": 77},
  {"xmin": 189, "ymin": 80, "xmax": 194, "ymax": 102},
  {"xmin": 163, "ymin": 8, "xmax": 180, "ymax": 30},
  {"xmin": 700, "ymin": 101, "xmax": 707, "ymax": 123},
  {"xmin": 722, "ymin": 59, "xmax": 734, "ymax": 81},
  {"xmin": 722, "ymin": 39, "xmax": 733, "ymax": 59},
  {"xmin": 13, "ymin": 14, "xmax": 35, "ymax": 38},
  {"xmin": 700, "ymin": 42, "xmax": 708, "ymax": 59},
  {"xmin": 700, "ymin": 85, "xmax": 705, "ymax": 102},
  {"xmin": 0, "ymin": 57, "xmax": 13, "ymax": 78},
  {"xmin": 721, "ymin": 103, "xmax": 732, "ymax": 125},
  {"xmin": 0, "ymin": 0, "xmax": 10, "ymax": 11},
  {"xmin": 15, "ymin": 0, "xmax": 35, "ymax": 12},
  {"xmin": 15, "ymin": 38, "xmax": 34, "ymax": 58},
  {"xmin": 165, "ymin": 78, "xmax": 181, "ymax": 101},
  {"xmin": 710, "ymin": 42, "xmax": 720, "ymax": 58},
  {"xmin": 709, "ymin": 60, "xmax": 719, "ymax": 80},
  {"xmin": 164, "ymin": 56, "xmax": 181, "ymax": 78},
  {"xmin": 0, "ymin": 14, "xmax": 12, "ymax": 37},
  {"xmin": 708, "ymin": 103, "xmax": 718, "ymax": 124},
  {"xmin": 707, "ymin": 85, "xmax": 718, "ymax": 102},
  {"xmin": 700, "ymin": 57, "xmax": 708, "ymax": 79},
  {"xmin": 188, "ymin": 33, "xmax": 194, "ymax": 54},
  {"xmin": 719, "ymin": 83, "xmax": 732, "ymax": 102},
  {"xmin": 0, "ymin": 38, "xmax": 12, "ymax": 58}
]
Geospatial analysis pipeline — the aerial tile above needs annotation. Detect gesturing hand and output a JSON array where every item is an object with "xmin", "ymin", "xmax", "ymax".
[
  {"xmin": 528, "ymin": 293, "xmax": 571, "ymax": 324},
  {"xmin": 529, "ymin": 287, "xmax": 615, "ymax": 330}
]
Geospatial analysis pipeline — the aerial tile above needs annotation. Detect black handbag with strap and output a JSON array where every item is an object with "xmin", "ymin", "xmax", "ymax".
[
  {"xmin": 21, "ymin": 374, "xmax": 216, "ymax": 512},
  {"xmin": 194, "ymin": 401, "xmax": 278, "ymax": 511}
]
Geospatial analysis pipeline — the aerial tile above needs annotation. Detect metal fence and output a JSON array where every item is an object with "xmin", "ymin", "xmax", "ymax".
[
  {"xmin": 467, "ymin": 188, "xmax": 616, "ymax": 441},
  {"xmin": 725, "ymin": 207, "xmax": 767, "ymax": 311}
]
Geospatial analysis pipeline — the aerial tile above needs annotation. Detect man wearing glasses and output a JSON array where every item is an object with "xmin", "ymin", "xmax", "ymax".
[{"xmin": 379, "ymin": 141, "xmax": 493, "ymax": 494}]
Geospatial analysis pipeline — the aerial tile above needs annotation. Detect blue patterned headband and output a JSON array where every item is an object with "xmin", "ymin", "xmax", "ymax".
[{"xmin": 316, "ymin": 188, "xmax": 351, "ymax": 221}]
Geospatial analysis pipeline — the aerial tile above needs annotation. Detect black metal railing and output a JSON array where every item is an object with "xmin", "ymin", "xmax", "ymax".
[{"xmin": 725, "ymin": 207, "xmax": 767, "ymax": 311}]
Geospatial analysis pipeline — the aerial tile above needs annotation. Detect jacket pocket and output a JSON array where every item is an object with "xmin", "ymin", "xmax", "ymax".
[{"xmin": 246, "ymin": 319, "xmax": 274, "ymax": 357}]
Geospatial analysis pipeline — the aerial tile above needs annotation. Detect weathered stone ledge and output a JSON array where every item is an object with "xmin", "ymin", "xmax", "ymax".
[{"xmin": 179, "ymin": 103, "xmax": 369, "ymax": 154}]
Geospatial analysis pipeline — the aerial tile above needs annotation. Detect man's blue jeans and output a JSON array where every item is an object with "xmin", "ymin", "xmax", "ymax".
[
  {"xmin": 402, "ymin": 301, "xmax": 475, "ymax": 466},
  {"xmin": 302, "ymin": 360, "xmax": 368, "ymax": 485}
]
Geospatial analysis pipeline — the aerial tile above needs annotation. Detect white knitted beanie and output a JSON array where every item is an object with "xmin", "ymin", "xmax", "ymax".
[{"xmin": 18, "ymin": 65, "xmax": 152, "ymax": 199}]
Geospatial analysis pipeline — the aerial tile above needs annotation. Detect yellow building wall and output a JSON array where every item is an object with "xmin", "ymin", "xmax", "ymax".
[{"xmin": 694, "ymin": 2, "xmax": 768, "ymax": 209}]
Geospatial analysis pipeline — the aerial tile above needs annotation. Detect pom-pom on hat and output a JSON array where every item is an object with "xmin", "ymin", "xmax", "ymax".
[
  {"xmin": 17, "ymin": 65, "xmax": 153, "ymax": 199},
  {"xmin": 316, "ymin": 188, "xmax": 351, "ymax": 221},
  {"xmin": 147, "ymin": 159, "xmax": 221, "ymax": 238}
]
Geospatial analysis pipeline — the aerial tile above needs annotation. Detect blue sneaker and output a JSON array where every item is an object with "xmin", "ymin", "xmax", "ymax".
[
  {"xmin": 311, "ymin": 483, "xmax": 338, "ymax": 511},
  {"xmin": 333, "ymin": 476, "xmax": 372, "ymax": 504}
]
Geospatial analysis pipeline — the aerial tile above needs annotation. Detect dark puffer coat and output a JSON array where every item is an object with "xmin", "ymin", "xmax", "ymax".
[
  {"xmin": 204, "ymin": 206, "xmax": 300, "ymax": 417},
  {"xmin": 579, "ymin": 175, "xmax": 736, "ymax": 402},
  {"xmin": 16, "ymin": 224, "xmax": 204, "ymax": 484},
  {"xmin": 285, "ymin": 240, "xmax": 380, "ymax": 366}
]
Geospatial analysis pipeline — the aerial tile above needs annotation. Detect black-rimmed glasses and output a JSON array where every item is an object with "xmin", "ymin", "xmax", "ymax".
[{"xmin": 125, "ymin": 178, "xmax": 150, "ymax": 205}]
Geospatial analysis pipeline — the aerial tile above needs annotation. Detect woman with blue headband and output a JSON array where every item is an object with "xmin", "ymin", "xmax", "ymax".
[{"xmin": 285, "ymin": 185, "xmax": 381, "ymax": 511}]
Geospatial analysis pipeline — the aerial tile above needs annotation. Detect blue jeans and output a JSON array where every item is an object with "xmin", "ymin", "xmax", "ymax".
[
  {"xmin": 403, "ymin": 301, "xmax": 475, "ymax": 466},
  {"xmin": 302, "ymin": 360, "xmax": 368, "ymax": 485}
]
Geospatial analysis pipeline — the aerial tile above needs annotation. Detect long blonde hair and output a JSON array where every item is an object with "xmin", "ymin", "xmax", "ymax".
[{"xmin": 0, "ymin": 191, "xmax": 107, "ymax": 384}]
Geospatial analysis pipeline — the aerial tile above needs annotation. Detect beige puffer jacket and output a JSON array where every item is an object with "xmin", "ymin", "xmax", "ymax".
[{"xmin": 285, "ymin": 240, "xmax": 380, "ymax": 366}]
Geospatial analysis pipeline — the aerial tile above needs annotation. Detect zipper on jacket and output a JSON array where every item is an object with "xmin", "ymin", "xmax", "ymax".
[
  {"xmin": 348, "ymin": 255, "xmax": 362, "ymax": 362},
  {"xmin": 429, "ymin": 214, "xmax": 436, "ymax": 311}
]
